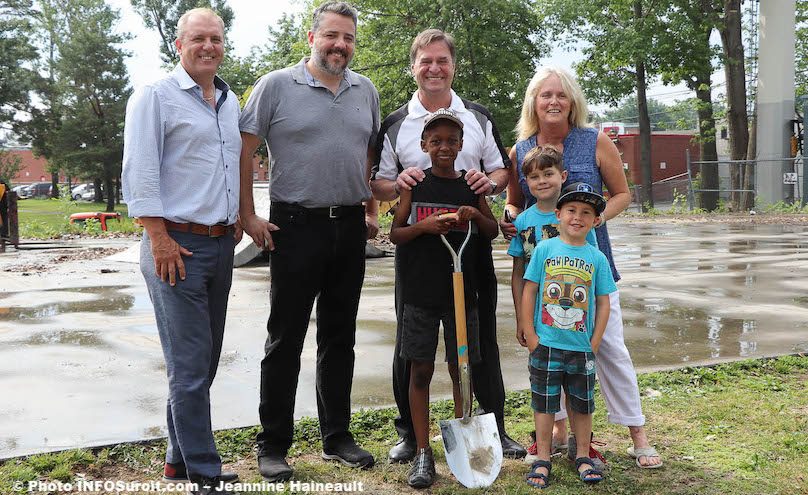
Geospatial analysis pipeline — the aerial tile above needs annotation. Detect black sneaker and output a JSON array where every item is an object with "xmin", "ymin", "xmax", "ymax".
[
  {"xmin": 258, "ymin": 454, "xmax": 293, "ymax": 482},
  {"xmin": 408, "ymin": 448, "xmax": 436, "ymax": 489},
  {"xmin": 322, "ymin": 440, "xmax": 375, "ymax": 469},
  {"xmin": 187, "ymin": 476, "xmax": 235, "ymax": 495}
]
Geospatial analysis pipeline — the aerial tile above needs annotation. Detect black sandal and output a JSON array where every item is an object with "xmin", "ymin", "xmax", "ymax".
[
  {"xmin": 525, "ymin": 459, "xmax": 552, "ymax": 489},
  {"xmin": 575, "ymin": 456, "xmax": 604, "ymax": 484}
]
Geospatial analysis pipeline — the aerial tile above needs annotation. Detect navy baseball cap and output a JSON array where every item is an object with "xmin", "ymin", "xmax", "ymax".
[{"xmin": 557, "ymin": 182, "xmax": 606, "ymax": 214}]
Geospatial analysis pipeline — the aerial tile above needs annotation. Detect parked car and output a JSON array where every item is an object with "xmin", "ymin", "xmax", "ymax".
[
  {"xmin": 27, "ymin": 182, "xmax": 53, "ymax": 198},
  {"xmin": 11, "ymin": 184, "xmax": 30, "ymax": 199},
  {"xmin": 71, "ymin": 183, "xmax": 94, "ymax": 200}
]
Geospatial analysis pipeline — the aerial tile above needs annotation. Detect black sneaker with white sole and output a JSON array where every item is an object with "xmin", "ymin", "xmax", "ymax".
[{"xmin": 321, "ymin": 440, "xmax": 375, "ymax": 469}]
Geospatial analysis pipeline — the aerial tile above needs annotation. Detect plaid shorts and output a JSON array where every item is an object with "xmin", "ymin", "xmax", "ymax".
[{"xmin": 528, "ymin": 343, "xmax": 596, "ymax": 414}]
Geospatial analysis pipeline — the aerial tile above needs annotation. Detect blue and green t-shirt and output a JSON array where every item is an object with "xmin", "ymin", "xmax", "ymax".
[
  {"xmin": 524, "ymin": 237, "xmax": 617, "ymax": 352},
  {"xmin": 507, "ymin": 206, "xmax": 597, "ymax": 263}
]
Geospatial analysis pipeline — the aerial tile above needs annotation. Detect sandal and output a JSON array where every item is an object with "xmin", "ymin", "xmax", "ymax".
[
  {"xmin": 627, "ymin": 446, "xmax": 663, "ymax": 469},
  {"xmin": 575, "ymin": 456, "xmax": 604, "ymax": 484},
  {"xmin": 567, "ymin": 434, "xmax": 607, "ymax": 468},
  {"xmin": 525, "ymin": 459, "xmax": 552, "ymax": 489}
]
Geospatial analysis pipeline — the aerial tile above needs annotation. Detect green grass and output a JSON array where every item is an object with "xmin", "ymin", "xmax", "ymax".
[
  {"xmin": 16, "ymin": 198, "xmax": 139, "ymax": 238},
  {"xmin": 1, "ymin": 355, "xmax": 806, "ymax": 494}
]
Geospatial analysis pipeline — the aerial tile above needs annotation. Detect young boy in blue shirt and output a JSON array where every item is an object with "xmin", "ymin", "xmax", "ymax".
[
  {"xmin": 390, "ymin": 108, "xmax": 499, "ymax": 489},
  {"xmin": 518, "ymin": 182, "xmax": 617, "ymax": 488},
  {"xmin": 507, "ymin": 146, "xmax": 597, "ymax": 348}
]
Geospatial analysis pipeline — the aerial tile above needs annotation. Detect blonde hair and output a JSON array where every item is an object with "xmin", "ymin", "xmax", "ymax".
[
  {"xmin": 176, "ymin": 8, "xmax": 225, "ymax": 42},
  {"xmin": 521, "ymin": 145, "xmax": 564, "ymax": 176},
  {"xmin": 515, "ymin": 66, "xmax": 591, "ymax": 141}
]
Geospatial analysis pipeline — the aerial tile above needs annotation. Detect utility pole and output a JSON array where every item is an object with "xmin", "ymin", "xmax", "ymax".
[{"xmin": 755, "ymin": 0, "xmax": 796, "ymax": 205}]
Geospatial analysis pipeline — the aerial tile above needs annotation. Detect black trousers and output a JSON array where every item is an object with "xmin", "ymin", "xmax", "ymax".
[
  {"xmin": 392, "ymin": 241, "xmax": 507, "ymax": 438},
  {"xmin": 256, "ymin": 205, "xmax": 367, "ymax": 455}
]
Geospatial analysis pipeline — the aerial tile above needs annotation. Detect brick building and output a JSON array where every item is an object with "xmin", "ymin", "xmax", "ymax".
[{"xmin": 613, "ymin": 132, "xmax": 700, "ymax": 202}]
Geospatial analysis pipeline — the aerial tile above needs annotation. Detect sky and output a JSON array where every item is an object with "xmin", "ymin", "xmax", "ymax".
[{"xmin": 110, "ymin": 0, "xmax": 707, "ymax": 115}]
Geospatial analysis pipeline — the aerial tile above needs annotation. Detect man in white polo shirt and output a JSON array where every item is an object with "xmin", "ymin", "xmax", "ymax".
[{"xmin": 370, "ymin": 28, "xmax": 525, "ymax": 463}]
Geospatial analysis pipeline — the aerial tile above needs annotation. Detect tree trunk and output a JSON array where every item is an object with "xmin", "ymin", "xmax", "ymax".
[
  {"xmin": 50, "ymin": 172, "xmax": 59, "ymax": 198},
  {"xmin": 634, "ymin": 1, "xmax": 653, "ymax": 210},
  {"xmin": 718, "ymin": 0, "xmax": 749, "ymax": 210},
  {"xmin": 743, "ymin": 111, "xmax": 757, "ymax": 209},
  {"xmin": 93, "ymin": 177, "xmax": 103, "ymax": 203},
  {"xmin": 636, "ymin": 61, "xmax": 653, "ymax": 209},
  {"xmin": 695, "ymin": 74, "xmax": 719, "ymax": 211},
  {"xmin": 104, "ymin": 164, "xmax": 115, "ymax": 213}
]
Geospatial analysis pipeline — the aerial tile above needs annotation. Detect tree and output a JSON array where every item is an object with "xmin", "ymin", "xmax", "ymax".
[
  {"xmin": 130, "ymin": 0, "xmax": 234, "ymax": 67},
  {"xmin": 600, "ymin": 97, "xmax": 699, "ymax": 131},
  {"xmin": 0, "ymin": 0, "xmax": 40, "ymax": 129},
  {"xmin": 717, "ymin": 0, "xmax": 749, "ymax": 210},
  {"xmin": 48, "ymin": 0, "xmax": 131, "ymax": 211},
  {"xmin": 352, "ymin": 0, "xmax": 544, "ymax": 142},
  {"xmin": 657, "ymin": 0, "xmax": 722, "ymax": 210},
  {"xmin": 538, "ymin": 0, "xmax": 667, "ymax": 210},
  {"xmin": 0, "ymin": 149, "xmax": 22, "ymax": 183},
  {"xmin": 798, "ymin": 0, "xmax": 808, "ymax": 98}
]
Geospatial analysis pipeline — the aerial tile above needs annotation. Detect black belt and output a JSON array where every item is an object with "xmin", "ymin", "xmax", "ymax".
[{"xmin": 272, "ymin": 202, "xmax": 364, "ymax": 219}]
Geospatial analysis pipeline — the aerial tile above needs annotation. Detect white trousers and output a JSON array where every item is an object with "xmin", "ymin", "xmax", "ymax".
[{"xmin": 556, "ymin": 290, "xmax": 645, "ymax": 426}]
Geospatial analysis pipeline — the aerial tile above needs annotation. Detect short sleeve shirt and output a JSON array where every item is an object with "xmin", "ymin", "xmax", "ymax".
[
  {"xmin": 507, "ymin": 206, "xmax": 597, "ymax": 263},
  {"xmin": 239, "ymin": 58, "xmax": 380, "ymax": 208},
  {"xmin": 524, "ymin": 237, "xmax": 617, "ymax": 352}
]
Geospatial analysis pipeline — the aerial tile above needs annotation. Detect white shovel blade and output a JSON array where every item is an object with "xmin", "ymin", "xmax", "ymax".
[{"xmin": 439, "ymin": 412, "xmax": 502, "ymax": 488}]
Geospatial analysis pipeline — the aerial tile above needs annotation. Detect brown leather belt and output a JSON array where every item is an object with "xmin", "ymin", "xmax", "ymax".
[{"xmin": 164, "ymin": 220, "xmax": 234, "ymax": 237}]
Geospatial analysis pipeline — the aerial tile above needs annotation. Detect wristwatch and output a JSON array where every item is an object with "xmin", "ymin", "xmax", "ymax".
[{"xmin": 488, "ymin": 180, "xmax": 497, "ymax": 195}]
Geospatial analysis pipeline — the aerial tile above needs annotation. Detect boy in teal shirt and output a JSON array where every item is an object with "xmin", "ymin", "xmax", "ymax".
[
  {"xmin": 518, "ymin": 182, "xmax": 616, "ymax": 488},
  {"xmin": 507, "ymin": 146, "xmax": 597, "ymax": 348}
]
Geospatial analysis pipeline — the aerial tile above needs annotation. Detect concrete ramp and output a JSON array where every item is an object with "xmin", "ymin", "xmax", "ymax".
[{"xmin": 233, "ymin": 183, "xmax": 271, "ymax": 267}]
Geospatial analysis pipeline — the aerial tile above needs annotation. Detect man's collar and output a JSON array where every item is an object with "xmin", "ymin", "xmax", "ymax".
[
  {"xmin": 292, "ymin": 57, "xmax": 360, "ymax": 87},
  {"xmin": 407, "ymin": 89, "xmax": 464, "ymax": 118},
  {"xmin": 172, "ymin": 63, "xmax": 230, "ymax": 93}
]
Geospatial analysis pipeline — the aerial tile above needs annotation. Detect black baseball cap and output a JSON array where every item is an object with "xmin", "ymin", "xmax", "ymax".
[{"xmin": 557, "ymin": 182, "xmax": 606, "ymax": 214}]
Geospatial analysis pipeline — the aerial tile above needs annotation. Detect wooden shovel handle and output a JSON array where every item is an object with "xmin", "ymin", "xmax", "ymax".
[{"xmin": 452, "ymin": 272, "xmax": 468, "ymax": 366}]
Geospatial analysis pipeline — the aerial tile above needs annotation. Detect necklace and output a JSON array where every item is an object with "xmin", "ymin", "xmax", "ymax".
[{"xmin": 203, "ymin": 95, "xmax": 215, "ymax": 102}]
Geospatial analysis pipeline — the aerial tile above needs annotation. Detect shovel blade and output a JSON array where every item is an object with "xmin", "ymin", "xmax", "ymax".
[{"xmin": 439, "ymin": 412, "xmax": 502, "ymax": 488}]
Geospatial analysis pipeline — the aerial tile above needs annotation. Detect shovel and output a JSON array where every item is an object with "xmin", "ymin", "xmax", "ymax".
[{"xmin": 438, "ymin": 221, "xmax": 503, "ymax": 488}]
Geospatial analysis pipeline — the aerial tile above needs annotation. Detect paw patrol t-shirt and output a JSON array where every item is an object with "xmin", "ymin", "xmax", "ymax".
[
  {"xmin": 507, "ymin": 206, "xmax": 597, "ymax": 263},
  {"xmin": 524, "ymin": 237, "xmax": 617, "ymax": 352}
]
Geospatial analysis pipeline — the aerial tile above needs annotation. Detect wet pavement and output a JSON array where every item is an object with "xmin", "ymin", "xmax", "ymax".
[{"xmin": 1, "ymin": 222, "xmax": 808, "ymax": 458}]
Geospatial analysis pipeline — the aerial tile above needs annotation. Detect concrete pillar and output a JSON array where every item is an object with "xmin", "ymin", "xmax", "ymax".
[{"xmin": 755, "ymin": 0, "xmax": 796, "ymax": 204}]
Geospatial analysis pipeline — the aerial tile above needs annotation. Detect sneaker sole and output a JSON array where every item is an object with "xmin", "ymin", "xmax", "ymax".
[
  {"xmin": 261, "ymin": 471, "xmax": 293, "ymax": 483},
  {"xmin": 321, "ymin": 452, "xmax": 375, "ymax": 469}
]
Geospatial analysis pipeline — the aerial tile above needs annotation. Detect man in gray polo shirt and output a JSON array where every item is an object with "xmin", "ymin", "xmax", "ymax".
[{"xmin": 238, "ymin": 1, "xmax": 380, "ymax": 482}]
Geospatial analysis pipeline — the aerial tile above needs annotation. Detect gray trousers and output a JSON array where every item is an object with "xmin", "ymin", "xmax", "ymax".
[{"xmin": 141, "ymin": 230, "xmax": 235, "ymax": 478}]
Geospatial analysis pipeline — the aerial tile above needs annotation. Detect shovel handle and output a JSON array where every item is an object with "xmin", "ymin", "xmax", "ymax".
[
  {"xmin": 452, "ymin": 271, "xmax": 473, "ymax": 418},
  {"xmin": 453, "ymin": 272, "xmax": 469, "ymax": 368}
]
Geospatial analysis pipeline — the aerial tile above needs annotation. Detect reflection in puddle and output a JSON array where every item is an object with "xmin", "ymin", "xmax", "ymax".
[{"xmin": 0, "ymin": 292, "xmax": 134, "ymax": 321}]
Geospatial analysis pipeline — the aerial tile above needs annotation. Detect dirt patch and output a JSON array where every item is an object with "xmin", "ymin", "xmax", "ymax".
[
  {"xmin": 2, "ymin": 247, "xmax": 127, "ymax": 273},
  {"xmin": 618, "ymin": 212, "xmax": 808, "ymax": 225}
]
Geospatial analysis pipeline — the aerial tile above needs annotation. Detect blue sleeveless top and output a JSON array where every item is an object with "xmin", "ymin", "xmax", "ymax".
[{"xmin": 514, "ymin": 127, "xmax": 620, "ymax": 281}]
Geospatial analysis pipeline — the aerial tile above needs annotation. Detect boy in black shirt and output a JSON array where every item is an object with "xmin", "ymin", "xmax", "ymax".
[{"xmin": 390, "ymin": 109, "xmax": 498, "ymax": 488}]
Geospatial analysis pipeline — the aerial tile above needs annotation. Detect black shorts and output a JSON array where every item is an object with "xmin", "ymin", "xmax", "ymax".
[{"xmin": 399, "ymin": 303, "xmax": 481, "ymax": 364}]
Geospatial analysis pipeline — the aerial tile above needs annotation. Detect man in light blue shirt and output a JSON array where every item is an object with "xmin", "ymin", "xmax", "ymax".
[{"xmin": 122, "ymin": 8, "xmax": 240, "ymax": 494}]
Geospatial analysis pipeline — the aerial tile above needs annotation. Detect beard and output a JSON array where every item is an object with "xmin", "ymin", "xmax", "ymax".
[{"xmin": 312, "ymin": 46, "xmax": 353, "ymax": 76}]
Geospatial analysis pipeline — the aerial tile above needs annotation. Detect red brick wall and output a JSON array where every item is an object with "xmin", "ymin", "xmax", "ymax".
[
  {"xmin": 615, "ymin": 134, "xmax": 700, "ymax": 186},
  {"xmin": 7, "ymin": 149, "xmax": 65, "ymax": 184}
]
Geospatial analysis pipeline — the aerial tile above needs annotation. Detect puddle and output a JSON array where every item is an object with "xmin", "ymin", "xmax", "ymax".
[{"xmin": 2, "ymin": 222, "xmax": 808, "ymax": 459}]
